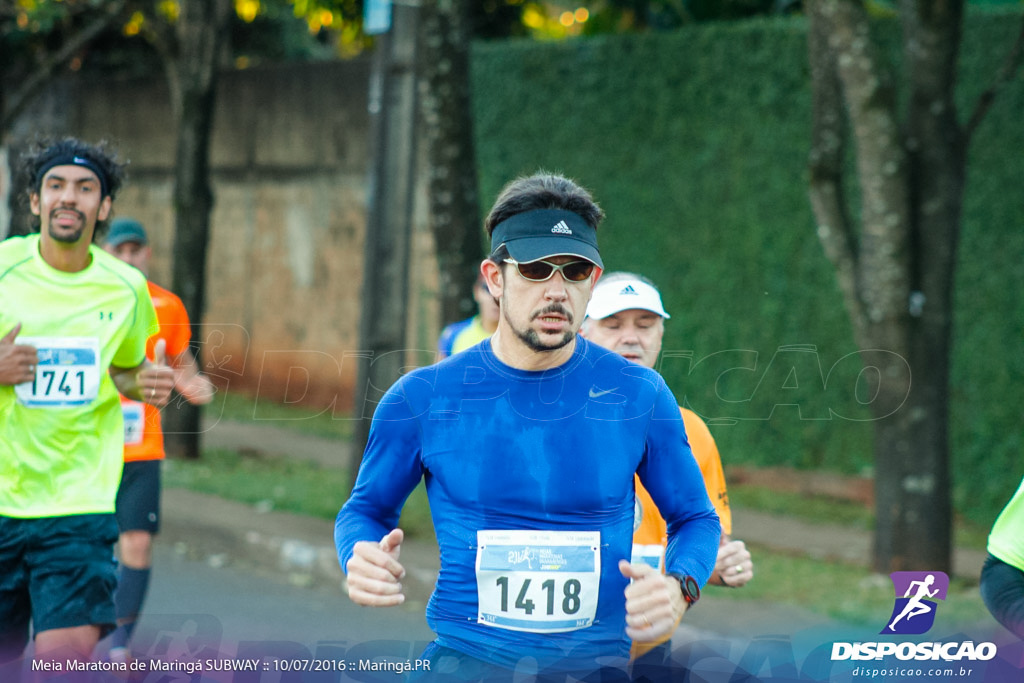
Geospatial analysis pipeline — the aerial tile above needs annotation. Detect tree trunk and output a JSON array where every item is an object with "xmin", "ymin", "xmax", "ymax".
[
  {"xmin": 349, "ymin": 3, "xmax": 422, "ymax": 488},
  {"xmin": 806, "ymin": 0, "xmax": 971, "ymax": 573},
  {"xmin": 888, "ymin": 0, "xmax": 966, "ymax": 573},
  {"xmin": 419, "ymin": 0, "xmax": 483, "ymax": 327},
  {"xmin": 160, "ymin": 0, "xmax": 232, "ymax": 459},
  {"xmin": 868, "ymin": 331, "xmax": 951, "ymax": 573}
]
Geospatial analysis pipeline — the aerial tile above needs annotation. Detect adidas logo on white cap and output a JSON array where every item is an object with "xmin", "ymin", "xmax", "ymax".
[
  {"xmin": 551, "ymin": 220, "xmax": 572, "ymax": 235},
  {"xmin": 586, "ymin": 277, "xmax": 671, "ymax": 320}
]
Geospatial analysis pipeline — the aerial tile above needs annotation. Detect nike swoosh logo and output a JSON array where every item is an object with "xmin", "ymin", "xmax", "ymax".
[{"xmin": 588, "ymin": 387, "xmax": 618, "ymax": 398}]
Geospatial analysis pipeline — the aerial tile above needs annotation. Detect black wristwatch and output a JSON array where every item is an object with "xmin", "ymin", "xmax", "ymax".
[{"xmin": 667, "ymin": 573, "xmax": 700, "ymax": 606}]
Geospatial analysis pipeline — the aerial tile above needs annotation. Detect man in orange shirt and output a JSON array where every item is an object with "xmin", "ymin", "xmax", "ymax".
[
  {"xmin": 102, "ymin": 218, "xmax": 215, "ymax": 661},
  {"xmin": 582, "ymin": 271, "xmax": 754, "ymax": 659}
]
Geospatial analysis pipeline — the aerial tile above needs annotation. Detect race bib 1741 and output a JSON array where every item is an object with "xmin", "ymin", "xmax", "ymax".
[
  {"xmin": 475, "ymin": 529, "xmax": 600, "ymax": 634},
  {"xmin": 15, "ymin": 337, "xmax": 101, "ymax": 408}
]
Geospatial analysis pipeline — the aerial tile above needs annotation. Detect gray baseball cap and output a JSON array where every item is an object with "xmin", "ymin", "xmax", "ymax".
[{"xmin": 105, "ymin": 217, "xmax": 148, "ymax": 247}]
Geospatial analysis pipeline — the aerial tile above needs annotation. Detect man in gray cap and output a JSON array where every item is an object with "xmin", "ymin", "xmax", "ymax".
[
  {"xmin": 335, "ymin": 172, "xmax": 720, "ymax": 680},
  {"xmin": 102, "ymin": 217, "xmax": 215, "ymax": 663}
]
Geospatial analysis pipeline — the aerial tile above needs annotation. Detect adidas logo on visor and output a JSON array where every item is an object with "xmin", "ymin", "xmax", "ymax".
[
  {"xmin": 619, "ymin": 285, "xmax": 638, "ymax": 295},
  {"xmin": 551, "ymin": 220, "xmax": 573, "ymax": 235}
]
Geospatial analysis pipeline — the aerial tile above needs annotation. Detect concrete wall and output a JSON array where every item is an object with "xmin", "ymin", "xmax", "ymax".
[{"xmin": 11, "ymin": 60, "xmax": 440, "ymax": 412}]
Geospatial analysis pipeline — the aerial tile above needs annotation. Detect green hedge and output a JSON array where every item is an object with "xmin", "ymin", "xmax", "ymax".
[{"xmin": 470, "ymin": 9, "xmax": 1024, "ymax": 526}]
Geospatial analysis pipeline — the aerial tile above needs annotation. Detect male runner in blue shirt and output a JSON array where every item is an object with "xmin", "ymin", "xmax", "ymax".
[{"xmin": 336, "ymin": 172, "xmax": 719, "ymax": 680}]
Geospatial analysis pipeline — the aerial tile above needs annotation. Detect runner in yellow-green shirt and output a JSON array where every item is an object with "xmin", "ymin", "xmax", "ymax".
[
  {"xmin": 981, "ymin": 475, "xmax": 1024, "ymax": 639},
  {"xmin": 436, "ymin": 274, "xmax": 500, "ymax": 359},
  {"xmin": 0, "ymin": 139, "xmax": 175, "ymax": 666}
]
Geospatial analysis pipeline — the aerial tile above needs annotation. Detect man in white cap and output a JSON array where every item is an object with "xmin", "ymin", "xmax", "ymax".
[{"xmin": 582, "ymin": 271, "xmax": 754, "ymax": 659}]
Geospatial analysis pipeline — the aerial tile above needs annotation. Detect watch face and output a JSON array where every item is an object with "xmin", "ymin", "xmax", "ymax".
[{"xmin": 683, "ymin": 576, "xmax": 700, "ymax": 603}]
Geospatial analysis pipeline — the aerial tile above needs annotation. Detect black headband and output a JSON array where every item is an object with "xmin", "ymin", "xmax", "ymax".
[{"xmin": 34, "ymin": 153, "xmax": 110, "ymax": 197}]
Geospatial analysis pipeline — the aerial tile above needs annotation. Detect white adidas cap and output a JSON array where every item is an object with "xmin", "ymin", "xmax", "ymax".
[{"xmin": 586, "ymin": 275, "xmax": 670, "ymax": 320}]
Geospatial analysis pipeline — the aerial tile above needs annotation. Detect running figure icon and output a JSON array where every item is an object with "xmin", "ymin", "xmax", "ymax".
[{"xmin": 888, "ymin": 574, "xmax": 939, "ymax": 632}]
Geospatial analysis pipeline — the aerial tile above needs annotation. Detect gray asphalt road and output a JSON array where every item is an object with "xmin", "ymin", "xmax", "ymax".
[
  {"xmin": 121, "ymin": 544, "xmax": 437, "ymax": 671},
  {"xmin": 128, "ymin": 546, "xmax": 863, "ymax": 679}
]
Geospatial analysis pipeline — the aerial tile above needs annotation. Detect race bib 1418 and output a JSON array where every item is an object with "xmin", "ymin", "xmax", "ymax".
[{"xmin": 475, "ymin": 529, "xmax": 600, "ymax": 634}]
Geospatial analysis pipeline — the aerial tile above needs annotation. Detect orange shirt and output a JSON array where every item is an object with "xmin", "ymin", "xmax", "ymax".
[
  {"xmin": 632, "ymin": 407, "xmax": 731, "ymax": 567},
  {"xmin": 120, "ymin": 281, "xmax": 191, "ymax": 461},
  {"xmin": 631, "ymin": 407, "xmax": 731, "ymax": 658}
]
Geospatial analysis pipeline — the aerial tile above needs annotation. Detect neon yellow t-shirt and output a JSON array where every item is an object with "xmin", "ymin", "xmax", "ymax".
[
  {"xmin": 988, "ymin": 477, "xmax": 1024, "ymax": 571},
  {"xmin": 0, "ymin": 234, "xmax": 158, "ymax": 518},
  {"xmin": 450, "ymin": 315, "xmax": 493, "ymax": 355}
]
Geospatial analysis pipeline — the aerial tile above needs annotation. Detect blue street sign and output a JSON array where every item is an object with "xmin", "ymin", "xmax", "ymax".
[{"xmin": 364, "ymin": 0, "xmax": 392, "ymax": 35}]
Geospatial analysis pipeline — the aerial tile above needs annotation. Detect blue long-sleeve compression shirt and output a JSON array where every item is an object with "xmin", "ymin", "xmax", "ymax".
[{"xmin": 335, "ymin": 337, "xmax": 719, "ymax": 672}]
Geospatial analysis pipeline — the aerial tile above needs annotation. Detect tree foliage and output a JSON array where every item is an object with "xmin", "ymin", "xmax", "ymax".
[
  {"xmin": 1, "ymin": 0, "xmax": 369, "ymax": 98},
  {"xmin": 1, "ymin": 0, "xmax": 129, "ymax": 132}
]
